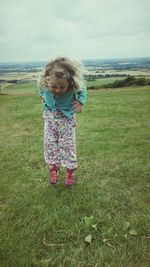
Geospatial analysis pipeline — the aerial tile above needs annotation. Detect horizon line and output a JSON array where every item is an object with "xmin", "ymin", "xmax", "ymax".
[{"xmin": 0, "ymin": 56, "xmax": 150, "ymax": 64}]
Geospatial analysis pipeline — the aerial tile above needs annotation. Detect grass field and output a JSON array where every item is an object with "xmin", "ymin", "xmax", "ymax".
[{"xmin": 0, "ymin": 84, "xmax": 150, "ymax": 267}]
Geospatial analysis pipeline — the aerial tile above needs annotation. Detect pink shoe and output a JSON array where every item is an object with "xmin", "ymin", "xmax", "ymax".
[
  {"xmin": 65, "ymin": 169, "xmax": 75, "ymax": 186},
  {"xmin": 49, "ymin": 165, "xmax": 59, "ymax": 185}
]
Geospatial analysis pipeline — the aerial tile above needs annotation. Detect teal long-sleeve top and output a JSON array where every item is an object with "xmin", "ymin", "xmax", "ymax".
[{"xmin": 39, "ymin": 86, "xmax": 87, "ymax": 119}]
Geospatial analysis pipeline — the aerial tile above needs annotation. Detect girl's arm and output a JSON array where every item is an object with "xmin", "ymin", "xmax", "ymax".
[
  {"xmin": 37, "ymin": 77, "xmax": 45, "ymax": 103},
  {"xmin": 76, "ymin": 88, "xmax": 87, "ymax": 105},
  {"xmin": 74, "ymin": 85, "xmax": 87, "ymax": 113},
  {"xmin": 39, "ymin": 87, "xmax": 44, "ymax": 97}
]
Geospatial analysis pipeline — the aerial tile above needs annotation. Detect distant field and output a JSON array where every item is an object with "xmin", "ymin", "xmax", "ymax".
[
  {"xmin": 0, "ymin": 71, "xmax": 40, "ymax": 93},
  {"xmin": 1, "ymin": 76, "xmax": 149, "ymax": 94},
  {"xmin": 0, "ymin": 83, "xmax": 150, "ymax": 267},
  {"xmin": 1, "ymin": 68, "xmax": 150, "ymax": 91},
  {"xmin": 1, "ymin": 79, "xmax": 122, "ymax": 94},
  {"xmin": 86, "ymin": 77, "xmax": 125, "ymax": 88},
  {"xmin": 0, "ymin": 78, "xmax": 127, "ymax": 95},
  {"xmin": 0, "ymin": 71, "xmax": 40, "ymax": 81},
  {"xmin": 1, "ymin": 79, "xmax": 121, "ymax": 94}
]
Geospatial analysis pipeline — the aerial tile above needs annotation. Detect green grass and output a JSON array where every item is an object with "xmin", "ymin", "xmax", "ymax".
[
  {"xmin": 0, "ymin": 85, "xmax": 150, "ymax": 267},
  {"xmin": 1, "ymin": 82, "xmax": 37, "ymax": 95}
]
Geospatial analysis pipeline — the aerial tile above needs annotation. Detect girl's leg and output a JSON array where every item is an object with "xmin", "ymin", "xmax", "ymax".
[
  {"xmin": 57, "ymin": 116, "xmax": 77, "ymax": 186},
  {"xmin": 43, "ymin": 111, "xmax": 60, "ymax": 185},
  {"xmin": 65, "ymin": 168, "xmax": 75, "ymax": 186},
  {"xmin": 43, "ymin": 111, "xmax": 60, "ymax": 166},
  {"xmin": 58, "ymin": 117, "xmax": 77, "ymax": 170},
  {"xmin": 49, "ymin": 164, "xmax": 60, "ymax": 185}
]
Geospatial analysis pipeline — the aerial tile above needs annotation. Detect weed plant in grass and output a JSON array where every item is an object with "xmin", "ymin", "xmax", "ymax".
[{"xmin": 0, "ymin": 85, "xmax": 150, "ymax": 267}]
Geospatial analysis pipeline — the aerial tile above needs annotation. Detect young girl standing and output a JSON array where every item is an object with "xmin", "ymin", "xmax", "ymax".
[{"xmin": 38, "ymin": 57, "xmax": 87, "ymax": 186}]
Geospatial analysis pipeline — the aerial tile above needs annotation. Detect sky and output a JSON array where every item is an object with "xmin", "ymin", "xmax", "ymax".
[{"xmin": 0, "ymin": 0, "xmax": 150, "ymax": 62}]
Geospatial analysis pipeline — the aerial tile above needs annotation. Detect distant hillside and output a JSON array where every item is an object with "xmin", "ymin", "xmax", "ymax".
[
  {"xmin": 0, "ymin": 57, "xmax": 150, "ymax": 74},
  {"xmin": 0, "ymin": 61, "xmax": 45, "ymax": 74},
  {"xmin": 83, "ymin": 57, "xmax": 150, "ymax": 70}
]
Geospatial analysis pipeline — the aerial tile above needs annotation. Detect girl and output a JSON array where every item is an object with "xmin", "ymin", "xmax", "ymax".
[{"xmin": 38, "ymin": 57, "xmax": 87, "ymax": 186}]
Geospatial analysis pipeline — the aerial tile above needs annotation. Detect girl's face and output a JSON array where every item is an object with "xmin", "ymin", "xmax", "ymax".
[{"xmin": 49, "ymin": 77, "xmax": 69, "ymax": 96}]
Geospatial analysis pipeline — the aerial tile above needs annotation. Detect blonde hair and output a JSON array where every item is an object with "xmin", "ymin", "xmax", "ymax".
[{"xmin": 39, "ymin": 57, "xmax": 85, "ymax": 91}]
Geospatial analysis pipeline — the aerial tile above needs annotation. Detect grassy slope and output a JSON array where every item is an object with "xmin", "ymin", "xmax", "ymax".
[
  {"xmin": 0, "ymin": 85, "xmax": 150, "ymax": 267},
  {"xmin": 1, "ymin": 82, "xmax": 37, "ymax": 95}
]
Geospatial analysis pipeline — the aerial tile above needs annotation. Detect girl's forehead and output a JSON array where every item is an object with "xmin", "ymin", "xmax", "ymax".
[{"xmin": 50, "ymin": 77, "xmax": 68, "ymax": 86}]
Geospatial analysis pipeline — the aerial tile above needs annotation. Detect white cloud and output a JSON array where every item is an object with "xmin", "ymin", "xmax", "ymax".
[{"xmin": 0, "ymin": 0, "xmax": 150, "ymax": 62}]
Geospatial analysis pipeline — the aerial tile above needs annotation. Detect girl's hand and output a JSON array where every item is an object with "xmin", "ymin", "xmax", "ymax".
[
  {"xmin": 41, "ymin": 96, "xmax": 44, "ymax": 103},
  {"xmin": 74, "ymin": 100, "xmax": 83, "ymax": 113}
]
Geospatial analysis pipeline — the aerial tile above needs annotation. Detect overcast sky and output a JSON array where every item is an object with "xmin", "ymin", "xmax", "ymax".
[{"xmin": 0, "ymin": 0, "xmax": 150, "ymax": 62}]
